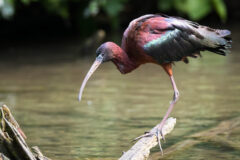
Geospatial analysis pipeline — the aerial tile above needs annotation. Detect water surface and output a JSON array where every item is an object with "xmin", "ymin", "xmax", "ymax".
[{"xmin": 0, "ymin": 51, "xmax": 239, "ymax": 160}]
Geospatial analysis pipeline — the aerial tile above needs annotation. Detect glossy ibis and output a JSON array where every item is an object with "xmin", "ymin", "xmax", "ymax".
[{"xmin": 78, "ymin": 14, "xmax": 232, "ymax": 152}]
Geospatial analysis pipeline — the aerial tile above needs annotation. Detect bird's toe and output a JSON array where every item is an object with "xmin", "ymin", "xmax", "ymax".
[{"xmin": 133, "ymin": 132, "xmax": 153, "ymax": 141}]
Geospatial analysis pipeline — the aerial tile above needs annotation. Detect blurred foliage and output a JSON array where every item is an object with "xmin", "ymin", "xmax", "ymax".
[
  {"xmin": 158, "ymin": 0, "xmax": 227, "ymax": 22},
  {"xmin": 0, "ymin": 0, "xmax": 14, "ymax": 19},
  {"xmin": 84, "ymin": 0, "xmax": 127, "ymax": 17},
  {"xmin": 0, "ymin": 0, "xmax": 228, "ymax": 34},
  {"xmin": 84, "ymin": 0, "xmax": 127, "ymax": 29},
  {"xmin": 20, "ymin": 0, "xmax": 70, "ymax": 19}
]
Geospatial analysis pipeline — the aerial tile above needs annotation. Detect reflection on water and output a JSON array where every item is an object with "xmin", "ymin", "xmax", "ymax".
[{"xmin": 0, "ymin": 52, "xmax": 239, "ymax": 160}]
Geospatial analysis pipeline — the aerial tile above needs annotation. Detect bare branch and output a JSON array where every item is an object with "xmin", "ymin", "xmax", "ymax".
[{"xmin": 119, "ymin": 117, "xmax": 176, "ymax": 160}]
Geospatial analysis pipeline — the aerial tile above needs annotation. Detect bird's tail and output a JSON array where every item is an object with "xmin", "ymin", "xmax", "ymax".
[{"xmin": 199, "ymin": 27, "xmax": 232, "ymax": 56}]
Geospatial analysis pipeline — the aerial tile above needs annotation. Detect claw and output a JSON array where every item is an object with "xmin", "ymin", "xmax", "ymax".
[
  {"xmin": 160, "ymin": 130, "xmax": 166, "ymax": 143},
  {"xmin": 134, "ymin": 128, "xmax": 165, "ymax": 155},
  {"xmin": 157, "ymin": 130, "xmax": 163, "ymax": 156}
]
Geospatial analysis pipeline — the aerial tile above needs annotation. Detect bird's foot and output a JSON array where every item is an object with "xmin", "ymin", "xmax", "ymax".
[
  {"xmin": 156, "ymin": 125, "xmax": 165, "ymax": 155},
  {"xmin": 133, "ymin": 125, "xmax": 165, "ymax": 155}
]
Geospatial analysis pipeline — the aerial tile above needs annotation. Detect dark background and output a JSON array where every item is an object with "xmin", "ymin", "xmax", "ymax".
[{"xmin": 0, "ymin": 0, "xmax": 239, "ymax": 61}]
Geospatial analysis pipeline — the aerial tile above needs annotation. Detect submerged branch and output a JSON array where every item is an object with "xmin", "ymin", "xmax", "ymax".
[{"xmin": 119, "ymin": 117, "xmax": 176, "ymax": 160}]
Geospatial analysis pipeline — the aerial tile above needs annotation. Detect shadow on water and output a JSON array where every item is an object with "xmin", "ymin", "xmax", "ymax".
[{"xmin": 0, "ymin": 28, "xmax": 239, "ymax": 159}]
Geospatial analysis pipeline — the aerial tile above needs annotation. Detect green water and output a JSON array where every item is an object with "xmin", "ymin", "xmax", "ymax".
[{"xmin": 0, "ymin": 51, "xmax": 239, "ymax": 160}]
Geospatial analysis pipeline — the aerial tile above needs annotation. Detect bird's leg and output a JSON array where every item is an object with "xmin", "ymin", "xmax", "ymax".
[
  {"xmin": 157, "ymin": 75, "xmax": 179, "ymax": 140},
  {"xmin": 149, "ymin": 75, "xmax": 179, "ymax": 154},
  {"xmin": 155, "ymin": 63, "xmax": 179, "ymax": 153},
  {"xmin": 134, "ymin": 63, "xmax": 179, "ymax": 155}
]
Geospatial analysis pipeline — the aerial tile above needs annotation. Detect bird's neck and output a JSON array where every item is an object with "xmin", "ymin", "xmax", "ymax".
[{"xmin": 111, "ymin": 46, "xmax": 139, "ymax": 74}]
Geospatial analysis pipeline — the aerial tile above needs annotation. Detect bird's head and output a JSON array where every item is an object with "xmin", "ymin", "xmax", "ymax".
[
  {"xmin": 78, "ymin": 42, "xmax": 117, "ymax": 101},
  {"xmin": 95, "ymin": 42, "xmax": 117, "ymax": 62}
]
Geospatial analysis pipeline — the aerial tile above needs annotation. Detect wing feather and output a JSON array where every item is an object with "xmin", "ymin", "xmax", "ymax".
[
  {"xmin": 143, "ymin": 26, "xmax": 203, "ymax": 64},
  {"xmin": 122, "ymin": 14, "xmax": 231, "ymax": 64}
]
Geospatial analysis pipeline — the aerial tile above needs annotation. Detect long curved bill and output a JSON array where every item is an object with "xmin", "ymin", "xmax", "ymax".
[{"xmin": 78, "ymin": 55, "xmax": 103, "ymax": 101}]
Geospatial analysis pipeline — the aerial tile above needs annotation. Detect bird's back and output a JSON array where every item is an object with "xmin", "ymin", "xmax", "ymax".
[{"xmin": 121, "ymin": 14, "xmax": 232, "ymax": 64}]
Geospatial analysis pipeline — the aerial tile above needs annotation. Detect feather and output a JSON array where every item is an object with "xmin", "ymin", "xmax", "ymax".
[
  {"xmin": 138, "ymin": 14, "xmax": 231, "ymax": 63},
  {"xmin": 122, "ymin": 14, "xmax": 232, "ymax": 65}
]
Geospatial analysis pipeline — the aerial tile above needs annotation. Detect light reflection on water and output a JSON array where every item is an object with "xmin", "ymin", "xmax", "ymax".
[{"xmin": 0, "ymin": 52, "xmax": 239, "ymax": 160}]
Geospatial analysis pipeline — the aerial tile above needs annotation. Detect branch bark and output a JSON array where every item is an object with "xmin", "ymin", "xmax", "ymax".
[
  {"xmin": 119, "ymin": 117, "xmax": 176, "ymax": 160},
  {"xmin": 0, "ymin": 104, "xmax": 51, "ymax": 160}
]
